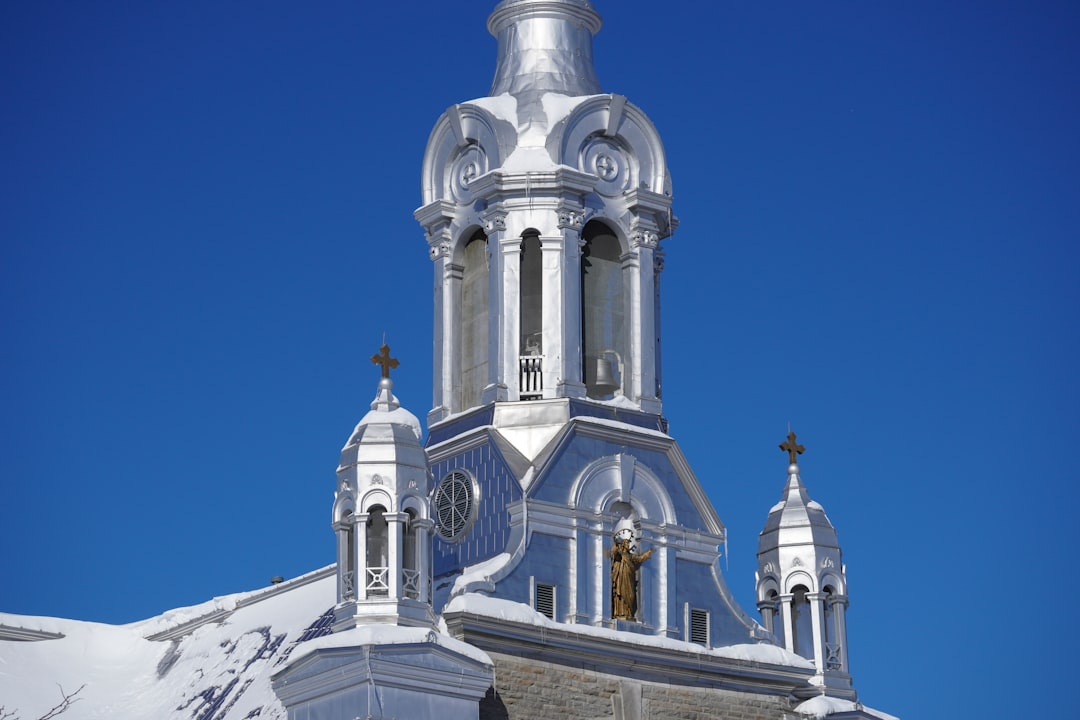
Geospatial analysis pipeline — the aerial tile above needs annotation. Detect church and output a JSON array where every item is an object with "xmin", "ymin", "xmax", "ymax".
[{"xmin": 0, "ymin": 2, "xmax": 897, "ymax": 719}]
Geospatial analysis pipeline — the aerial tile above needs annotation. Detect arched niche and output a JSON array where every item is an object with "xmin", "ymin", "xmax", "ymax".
[
  {"xmin": 571, "ymin": 453, "xmax": 676, "ymax": 525},
  {"xmin": 550, "ymin": 95, "xmax": 671, "ymax": 198}
]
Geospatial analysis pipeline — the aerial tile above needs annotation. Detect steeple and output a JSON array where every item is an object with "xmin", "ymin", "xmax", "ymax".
[
  {"xmin": 416, "ymin": 0, "xmax": 675, "ymax": 423},
  {"xmin": 756, "ymin": 432, "xmax": 855, "ymax": 699},
  {"xmin": 331, "ymin": 346, "xmax": 436, "ymax": 630}
]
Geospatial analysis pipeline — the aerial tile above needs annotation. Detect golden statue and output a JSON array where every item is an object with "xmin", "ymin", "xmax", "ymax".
[{"xmin": 609, "ymin": 536, "xmax": 653, "ymax": 621}]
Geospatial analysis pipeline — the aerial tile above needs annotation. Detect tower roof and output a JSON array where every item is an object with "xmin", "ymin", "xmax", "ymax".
[
  {"xmin": 337, "ymin": 349, "xmax": 425, "ymax": 479},
  {"xmin": 757, "ymin": 463, "xmax": 840, "ymax": 556}
]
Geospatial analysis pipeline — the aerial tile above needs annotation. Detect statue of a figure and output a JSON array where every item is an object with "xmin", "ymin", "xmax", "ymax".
[{"xmin": 609, "ymin": 537, "xmax": 653, "ymax": 621}]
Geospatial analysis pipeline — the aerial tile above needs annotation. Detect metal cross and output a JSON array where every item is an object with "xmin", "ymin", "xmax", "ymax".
[
  {"xmin": 370, "ymin": 343, "xmax": 399, "ymax": 379},
  {"xmin": 779, "ymin": 430, "xmax": 805, "ymax": 465}
]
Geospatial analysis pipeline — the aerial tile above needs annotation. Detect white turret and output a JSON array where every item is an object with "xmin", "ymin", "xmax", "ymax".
[
  {"xmin": 331, "ymin": 345, "xmax": 435, "ymax": 630},
  {"xmin": 756, "ymin": 432, "xmax": 855, "ymax": 699}
]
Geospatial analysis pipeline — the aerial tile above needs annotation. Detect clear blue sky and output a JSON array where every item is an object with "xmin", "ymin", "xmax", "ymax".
[{"xmin": 3, "ymin": 2, "xmax": 1078, "ymax": 718}]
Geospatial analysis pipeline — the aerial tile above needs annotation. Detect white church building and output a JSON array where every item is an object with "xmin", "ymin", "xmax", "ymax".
[{"xmin": 0, "ymin": 2, "xmax": 897, "ymax": 719}]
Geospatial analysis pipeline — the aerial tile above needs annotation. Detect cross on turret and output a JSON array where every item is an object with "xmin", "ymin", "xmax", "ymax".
[
  {"xmin": 371, "ymin": 344, "xmax": 399, "ymax": 379},
  {"xmin": 779, "ymin": 431, "xmax": 805, "ymax": 465}
]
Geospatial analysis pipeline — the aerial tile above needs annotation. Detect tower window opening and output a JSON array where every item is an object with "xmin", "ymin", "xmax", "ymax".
[
  {"xmin": 519, "ymin": 230, "xmax": 543, "ymax": 400},
  {"xmin": 581, "ymin": 221, "xmax": 625, "ymax": 399},
  {"xmin": 460, "ymin": 230, "xmax": 489, "ymax": 410},
  {"xmin": 791, "ymin": 585, "xmax": 813, "ymax": 661},
  {"xmin": 366, "ymin": 506, "xmax": 389, "ymax": 597}
]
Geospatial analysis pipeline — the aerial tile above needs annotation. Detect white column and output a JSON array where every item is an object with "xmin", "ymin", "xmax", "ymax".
[
  {"xmin": 833, "ymin": 596, "xmax": 850, "ymax": 674},
  {"xmin": 540, "ymin": 234, "xmax": 563, "ymax": 399},
  {"xmin": 386, "ymin": 513, "xmax": 406, "ymax": 599},
  {"xmin": 558, "ymin": 232, "xmax": 587, "ymax": 399},
  {"xmin": 482, "ymin": 212, "xmax": 509, "ymax": 404},
  {"xmin": 500, "ymin": 235, "xmax": 521, "ymax": 399},
  {"xmin": 355, "ymin": 513, "xmax": 368, "ymax": 601},
  {"xmin": 778, "ymin": 594, "xmax": 795, "ymax": 654},
  {"xmin": 427, "ymin": 223, "xmax": 456, "ymax": 423},
  {"xmin": 592, "ymin": 520, "xmax": 606, "ymax": 624},
  {"xmin": 757, "ymin": 599, "xmax": 776, "ymax": 635},
  {"xmin": 414, "ymin": 519, "xmax": 434, "ymax": 604},
  {"xmin": 809, "ymin": 592, "xmax": 827, "ymax": 675},
  {"xmin": 334, "ymin": 522, "xmax": 349, "ymax": 603}
]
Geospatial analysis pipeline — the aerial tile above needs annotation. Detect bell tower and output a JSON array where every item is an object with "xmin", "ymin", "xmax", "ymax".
[
  {"xmin": 756, "ymin": 432, "xmax": 856, "ymax": 699},
  {"xmin": 416, "ymin": 0, "xmax": 676, "ymax": 423}
]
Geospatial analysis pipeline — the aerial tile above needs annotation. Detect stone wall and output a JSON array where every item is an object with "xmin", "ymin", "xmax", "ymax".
[{"xmin": 479, "ymin": 651, "xmax": 793, "ymax": 720}]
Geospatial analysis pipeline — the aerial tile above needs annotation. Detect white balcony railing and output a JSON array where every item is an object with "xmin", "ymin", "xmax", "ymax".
[{"xmin": 520, "ymin": 355, "xmax": 543, "ymax": 399}]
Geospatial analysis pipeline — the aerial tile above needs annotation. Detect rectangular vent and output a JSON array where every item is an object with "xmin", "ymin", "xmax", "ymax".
[
  {"xmin": 690, "ymin": 608, "xmax": 709, "ymax": 645},
  {"xmin": 535, "ymin": 583, "xmax": 555, "ymax": 620}
]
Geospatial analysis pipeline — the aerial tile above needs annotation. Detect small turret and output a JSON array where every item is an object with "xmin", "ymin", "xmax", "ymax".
[
  {"xmin": 331, "ymin": 345, "xmax": 435, "ymax": 630},
  {"xmin": 756, "ymin": 431, "xmax": 855, "ymax": 699}
]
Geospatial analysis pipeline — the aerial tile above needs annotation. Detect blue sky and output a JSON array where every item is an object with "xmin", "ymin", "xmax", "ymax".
[{"xmin": 2, "ymin": 1, "xmax": 1078, "ymax": 718}]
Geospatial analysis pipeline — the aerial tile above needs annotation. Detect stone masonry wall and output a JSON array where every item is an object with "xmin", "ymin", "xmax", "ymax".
[{"xmin": 479, "ymin": 651, "xmax": 793, "ymax": 720}]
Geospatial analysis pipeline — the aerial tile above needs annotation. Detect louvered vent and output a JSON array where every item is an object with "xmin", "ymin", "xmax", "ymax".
[
  {"xmin": 690, "ymin": 608, "xmax": 709, "ymax": 645},
  {"xmin": 535, "ymin": 583, "xmax": 555, "ymax": 620}
]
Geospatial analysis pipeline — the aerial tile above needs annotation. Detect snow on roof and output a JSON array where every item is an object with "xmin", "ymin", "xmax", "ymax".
[
  {"xmin": 795, "ymin": 695, "xmax": 900, "ymax": 720},
  {"xmin": 0, "ymin": 572, "xmax": 338, "ymax": 719},
  {"xmin": 450, "ymin": 552, "xmax": 514, "ymax": 595},
  {"xmin": 284, "ymin": 622, "xmax": 492, "ymax": 668},
  {"xmin": 444, "ymin": 593, "xmax": 813, "ymax": 669}
]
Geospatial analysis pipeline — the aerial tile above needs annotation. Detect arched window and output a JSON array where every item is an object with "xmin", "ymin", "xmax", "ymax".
[
  {"xmin": 520, "ymin": 230, "xmax": 542, "ymax": 357},
  {"xmin": 580, "ymin": 221, "xmax": 625, "ymax": 399},
  {"xmin": 791, "ymin": 585, "xmax": 814, "ymax": 660},
  {"xmin": 367, "ymin": 506, "xmax": 389, "ymax": 597},
  {"xmin": 460, "ymin": 230, "xmax": 489, "ymax": 409},
  {"xmin": 520, "ymin": 230, "xmax": 543, "ymax": 400}
]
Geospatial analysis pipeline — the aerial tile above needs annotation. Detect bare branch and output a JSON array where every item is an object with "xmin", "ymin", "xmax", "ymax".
[
  {"xmin": 0, "ymin": 705, "xmax": 19, "ymax": 720},
  {"xmin": 37, "ymin": 684, "xmax": 85, "ymax": 720}
]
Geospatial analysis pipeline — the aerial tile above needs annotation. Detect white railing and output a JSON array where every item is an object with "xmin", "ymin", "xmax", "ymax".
[
  {"xmin": 826, "ymin": 643, "xmax": 842, "ymax": 670},
  {"xmin": 520, "ymin": 355, "xmax": 543, "ymax": 399},
  {"xmin": 402, "ymin": 569, "xmax": 420, "ymax": 599},
  {"xmin": 342, "ymin": 570, "xmax": 355, "ymax": 600},
  {"xmin": 366, "ymin": 567, "xmax": 389, "ymax": 596}
]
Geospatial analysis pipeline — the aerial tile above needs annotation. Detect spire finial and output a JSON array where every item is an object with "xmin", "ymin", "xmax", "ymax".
[
  {"xmin": 371, "ymin": 343, "xmax": 399, "ymax": 379},
  {"xmin": 779, "ymin": 430, "xmax": 805, "ymax": 466}
]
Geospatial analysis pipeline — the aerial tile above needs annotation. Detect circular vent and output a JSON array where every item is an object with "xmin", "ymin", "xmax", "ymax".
[{"xmin": 433, "ymin": 471, "xmax": 474, "ymax": 540}]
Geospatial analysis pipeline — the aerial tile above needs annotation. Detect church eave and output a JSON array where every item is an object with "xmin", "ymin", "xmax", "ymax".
[{"xmin": 443, "ymin": 610, "xmax": 813, "ymax": 696}]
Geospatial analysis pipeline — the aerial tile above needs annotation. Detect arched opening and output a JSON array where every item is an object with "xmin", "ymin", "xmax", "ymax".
[
  {"xmin": 580, "ymin": 221, "xmax": 625, "ymax": 399},
  {"xmin": 791, "ymin": 585, "xmax": 814, "ymax": 660},
  {"xmin": 519, "ymin": 230, "xmax": 543, "ymax": 399},
  {"xmin": 366, "ymin": 505, "xmax": 389, "ymax": 597},
  {"xmin": 460, "ymin": 229, "xmax": 489, "ymax": 409}
]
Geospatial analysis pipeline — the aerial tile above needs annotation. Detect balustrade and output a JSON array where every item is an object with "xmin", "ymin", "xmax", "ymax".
[{"xmin": 520, "ymin": 355, "xmax": 543, "ymax": 399}]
